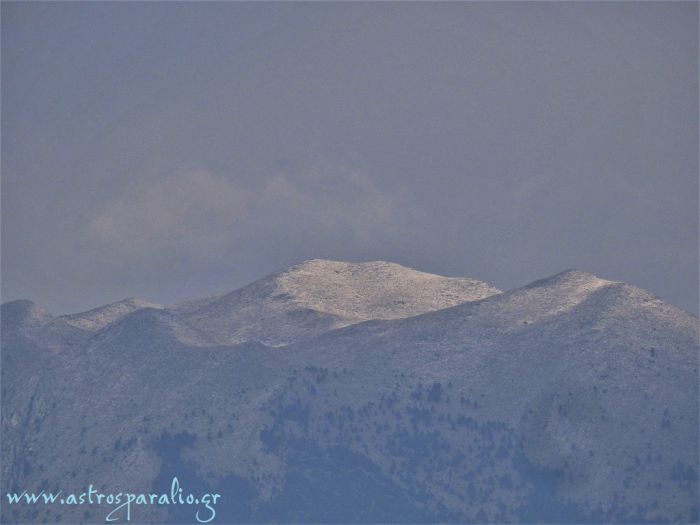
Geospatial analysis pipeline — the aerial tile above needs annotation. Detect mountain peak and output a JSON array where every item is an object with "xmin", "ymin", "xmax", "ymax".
[
  {"xmin": 1, "ymin": 299, "xmax": 53, "ymax": 324},
  {"xmin": 524, "ymin": 268, "xmax": 613, "ymax": 289},
  {"xmin": 182, "ymin": 259, "xmax": 501, "ymax": 346},
  {"xmin": 62, "ymin": 297, "xmax": 163, "ymax": 331},
  {"xmin": 281, "ymin": 258, "xmax": 424, "ymax": 275},
  {"xmin": 269, "ymin": 258, "xmax": 502, "ymax": 321}
]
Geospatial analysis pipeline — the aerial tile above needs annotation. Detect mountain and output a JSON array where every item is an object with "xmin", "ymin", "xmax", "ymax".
[
  {"xmin": 1, "ymin": 261, "xmax": 697, "ymax": 524},
  {"xmin": 61, "ymin": 259, "xmax": 502, "ymax": 346}
]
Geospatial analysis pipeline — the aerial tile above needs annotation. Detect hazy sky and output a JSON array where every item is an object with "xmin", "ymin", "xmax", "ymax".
[{"xmin": 2, "ymin": 1, "xmax": 698, "ymax": 315}]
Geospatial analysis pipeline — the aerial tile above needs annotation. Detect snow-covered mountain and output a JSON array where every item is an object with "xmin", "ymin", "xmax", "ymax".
[
  {"xmin": 61, "ymin": 259, "xmax": 501, "ymax": 346},
  {"xmin": 1, "ymin": 260, "xmax": 697, "ymax": 524}
]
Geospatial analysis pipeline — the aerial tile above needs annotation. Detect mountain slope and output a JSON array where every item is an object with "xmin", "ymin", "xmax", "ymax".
[
  {"xmin": 263, "ymin": 270, "xmax": 698, "ymax": 522},
  {"xmin": 61, "ymin": 298, "xmax": 164, "ymax": 331},
  {"xmin": 1, "ymin": 300, "xmax": 87, "ymax": 355}
]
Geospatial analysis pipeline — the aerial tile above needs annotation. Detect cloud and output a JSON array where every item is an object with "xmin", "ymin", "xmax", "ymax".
[
  {"xmin": 88, "ymin": 170, "xmax": 249, "ymax": 250},
  {"xmin": 259, "ymin": 161, "xmax": 397, "ymax": 244},
  {"xmin": 86, "ymin": 161, "xmax": 398, "ymax": 260}
]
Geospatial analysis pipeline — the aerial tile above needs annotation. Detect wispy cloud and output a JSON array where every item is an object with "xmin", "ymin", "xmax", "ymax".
[
  {"xmin": 86, "ymin": 160, "xmax": 398, "ymax": 259},
  {"xmin": 88, "ymin": 170, "xmax": 249, "ymax": 250}
]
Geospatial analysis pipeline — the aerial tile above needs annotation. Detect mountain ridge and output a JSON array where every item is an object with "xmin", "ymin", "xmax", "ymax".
[
  {"xmin": 3, "ymin": 260, "xmax": 695, "ymax": 348},
  {"xmin": 40, "ymin": 259, "xmax": 499, "ymax": 346}
]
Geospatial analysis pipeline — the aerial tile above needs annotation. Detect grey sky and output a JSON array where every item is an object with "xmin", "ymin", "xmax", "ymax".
[{"xmin": 2, "ymin": 1, "xmax": 698, "ymax": 315}]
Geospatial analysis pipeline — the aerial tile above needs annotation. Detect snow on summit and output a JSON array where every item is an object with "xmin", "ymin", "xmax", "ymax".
[
  {"xmin": 267, "ymin": 259, "xmax": 500, "ymax": 320},
  {"xmin": 178, "ymin": 259, "xmax": 502, "ymax": 346}
]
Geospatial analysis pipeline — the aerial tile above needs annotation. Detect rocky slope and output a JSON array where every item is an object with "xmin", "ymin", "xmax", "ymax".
[{"xmin": 1, "ymin": 261, "xmax": 697, "ymax": 524}]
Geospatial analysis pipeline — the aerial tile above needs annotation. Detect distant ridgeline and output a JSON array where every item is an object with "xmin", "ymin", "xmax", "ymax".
[{"xmin": 2, "ymin": 260, "xmax": 698, "ymax": 523}]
